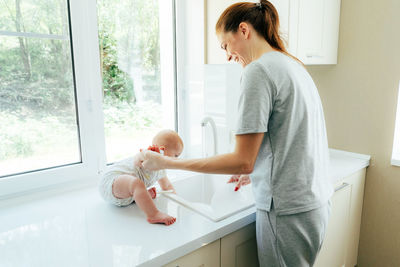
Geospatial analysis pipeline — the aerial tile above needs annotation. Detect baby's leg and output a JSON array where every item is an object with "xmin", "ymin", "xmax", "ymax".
[
  {"xmin": 111, "ymin": 175, "xmax": 155, "ymax": 199},
  {"xmin": 112, "ymin": 175, "xmax": 176, "ymax": 225}
]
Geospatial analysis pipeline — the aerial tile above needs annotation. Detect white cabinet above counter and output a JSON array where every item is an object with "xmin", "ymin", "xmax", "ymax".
[
  {"xmin": 206, "ymin": 0, "xmax": 341, "ymax": 65},
  {"xmin": 271, "ymin": 0, "xmax": 341, "ymax": 64}
]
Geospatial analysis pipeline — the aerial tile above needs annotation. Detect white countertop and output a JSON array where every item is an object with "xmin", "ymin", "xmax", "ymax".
[
  {"xmin": 328, "ymin": 148, "xmax": 371, "ymax": 185},
  {"xmin": 0, "ymin": 149, "xmax": 370, "ymax": 267}
]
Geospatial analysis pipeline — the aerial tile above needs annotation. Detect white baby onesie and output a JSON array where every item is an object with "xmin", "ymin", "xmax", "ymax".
[{"xmin": 99, "ymin": 155, "xmax": 166, "ymax": 206}]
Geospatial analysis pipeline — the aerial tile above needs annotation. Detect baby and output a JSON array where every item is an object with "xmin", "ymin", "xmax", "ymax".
[{"xmin": 99, "ymin": 129, "xmax": 183, "ymax": 226}]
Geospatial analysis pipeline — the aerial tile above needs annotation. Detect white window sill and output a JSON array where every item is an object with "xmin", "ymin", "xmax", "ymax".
[
  {"xmin": 0, "ymin": 175, "xmax": 98, "ymax": 205},
  {"xmin": 0, "ymin": 169, "xmax": 197, "ymax": 207}
]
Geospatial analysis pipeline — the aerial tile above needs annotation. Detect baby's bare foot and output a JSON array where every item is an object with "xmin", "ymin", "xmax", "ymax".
[{"xmin": 147, "ymin": 211, "xmax": 176, "ymax": 226}]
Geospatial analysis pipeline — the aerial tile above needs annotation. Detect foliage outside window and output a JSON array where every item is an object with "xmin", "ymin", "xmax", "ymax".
[{"xmin": 97, "ymin": 0, "xmax": 173, "ymax": 163}]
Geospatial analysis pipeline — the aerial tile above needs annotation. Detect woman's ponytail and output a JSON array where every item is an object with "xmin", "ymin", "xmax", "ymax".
[{"xmin": 216, "ymin": 0, "xmax": 302, "ymax": 64}]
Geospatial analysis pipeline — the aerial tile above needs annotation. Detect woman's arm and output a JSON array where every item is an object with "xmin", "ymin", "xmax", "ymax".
[{"xmin": 142, "ymin": 133, "xmax": 264, "ymax": 175}]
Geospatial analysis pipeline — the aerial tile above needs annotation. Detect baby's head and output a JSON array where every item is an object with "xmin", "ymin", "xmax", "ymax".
[{"xmin": 152, "ymin": 129, "xmax": 183, "ymax": 158}]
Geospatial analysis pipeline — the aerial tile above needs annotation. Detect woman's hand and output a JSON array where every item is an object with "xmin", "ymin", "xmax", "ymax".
[
  {"xmin": 141, "ymin": 150, "xmax": 168, "ymax": 171},
  {"xmin": 227, "ymin": 174, "xmax": 251, "ymax": 191},
  {"xmin": 135, "ymin": 145, "xmax": 166, "ymax": 170}
]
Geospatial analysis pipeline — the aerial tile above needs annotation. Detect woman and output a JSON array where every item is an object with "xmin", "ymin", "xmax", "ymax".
[{"xmin": 141, "ymin": 0, "xmax": 333, "ymax": 266}]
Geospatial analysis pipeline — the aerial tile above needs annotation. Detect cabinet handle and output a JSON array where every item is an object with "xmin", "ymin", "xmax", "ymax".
[
  {"xmin": 306, "ymin": 53, "xmax": 323, "ymax": 58},
  {"xmin": 334, "ymin": 182, "xmax": 350, "ymax": 192}
]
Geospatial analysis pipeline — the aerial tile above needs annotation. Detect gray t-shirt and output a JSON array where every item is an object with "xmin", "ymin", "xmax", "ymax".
[{"xmin": 236, "ymin": 51, "xmax": 333, "ymax": 215}]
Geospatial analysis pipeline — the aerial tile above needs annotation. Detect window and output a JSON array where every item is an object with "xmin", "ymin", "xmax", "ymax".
[
  {"xmin": 97, "ymin": 0, "xmax": 175, "ymax": 163},
  {"xmin": 0, "ymin": 0, "xmax": 176, "ymax": 197},
  {"xmin": 392, "ymin": 81, "xmax": 400, "ymax": 166},
  {"xmin": 0, "ymin": 0, "xmax": 80, "ymax": 177}
]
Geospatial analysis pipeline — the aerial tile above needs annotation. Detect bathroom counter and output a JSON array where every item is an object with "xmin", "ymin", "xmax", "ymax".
[{"xmin": 0, "ymin": 149, "xmax": 370, "ymax": 267}]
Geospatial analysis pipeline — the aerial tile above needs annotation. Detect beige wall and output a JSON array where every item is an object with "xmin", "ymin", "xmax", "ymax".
[
  {"xmin": 308, "ymin": 0, "xmax": 400, "ymax": 266},
  {"xmin": 206, "ymin": 0, "xmax": 400, "ymax": 265}
]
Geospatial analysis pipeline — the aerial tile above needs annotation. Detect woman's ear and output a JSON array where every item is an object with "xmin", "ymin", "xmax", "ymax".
[{"xmin": 238, "ymin": 22, "xmax": 250, "ymax": 39}]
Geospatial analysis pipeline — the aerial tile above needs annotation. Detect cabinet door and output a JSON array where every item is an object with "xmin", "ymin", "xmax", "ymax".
[
  {"xmin": 163, "ymin": 239, "xmax": 220, "ymax": 267},
  {"xmin": 269, "ymin": 0, "xmax": 290, "ymax": 44},
  {"xmin": 221, "ymin": 222, "xmax": 259, "ymax": 267},
  {"xmin": 345, "ymin": 169, "xmax": 366, "ymax": 267},
  {"xmin": 295, "ymin": 0, "xmax": 341, "ymax": 64},
  {"xmin": 314, "ymin": 182, "xmax": 352, "ymax": 267}
]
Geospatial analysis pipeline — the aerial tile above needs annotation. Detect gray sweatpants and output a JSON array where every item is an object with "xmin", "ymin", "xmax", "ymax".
[{"xmin": 256, "ymin": 202, "xmax": 331, "ymax": 267}]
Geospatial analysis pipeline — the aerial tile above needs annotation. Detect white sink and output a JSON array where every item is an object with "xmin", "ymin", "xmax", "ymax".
[{"xmin": 164, "ymin": 174, "xmax": 255, "ymax": 222}]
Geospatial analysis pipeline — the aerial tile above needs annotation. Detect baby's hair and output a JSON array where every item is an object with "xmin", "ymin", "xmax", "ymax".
[{"xmin": 152, "ymin": 129, "xmax": 183, "ymax": 151}]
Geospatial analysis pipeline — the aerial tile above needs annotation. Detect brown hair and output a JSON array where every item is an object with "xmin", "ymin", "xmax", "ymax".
[{"xmin": 216, "ymin": 0, "xmax": 302, "ymax": 64}]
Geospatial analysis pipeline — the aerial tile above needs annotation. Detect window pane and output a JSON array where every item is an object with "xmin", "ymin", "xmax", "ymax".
[
  {"xmin": 97, "ymin": 0, "xmax": 175, "ymax": 163},
  {"xmin": 0, "ymin": 2, "xmax": 80, "ymax": 177}
]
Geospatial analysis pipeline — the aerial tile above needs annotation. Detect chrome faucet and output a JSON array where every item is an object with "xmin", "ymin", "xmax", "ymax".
[{"xmin": 201, "ymin": 116, "xmax": 218, "ymax": 156}]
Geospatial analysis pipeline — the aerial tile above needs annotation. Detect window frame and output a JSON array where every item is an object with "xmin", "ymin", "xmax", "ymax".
[
  {"xmin": 391, "ymin": 81, "xmax": 400, "ymax": 166},
  {"xmin": 175, "ymin": 0, "xmax": 206, "ymax": 159},
  {"xmin": 0, "ymin": 0, "xmax": 105, "ymax": 199}
]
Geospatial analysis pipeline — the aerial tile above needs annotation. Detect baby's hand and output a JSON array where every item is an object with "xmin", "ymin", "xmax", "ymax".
[
  {"xmin": 147, "ymin": 145, "xmax": 161, "ymax": 153},
  {"xmin": 148, "ymin": 187, "xmax": 157, "ymax": 199},
  {"xmin": 135, "ymin": 146, "xmax": 165, "ymax": 169}
]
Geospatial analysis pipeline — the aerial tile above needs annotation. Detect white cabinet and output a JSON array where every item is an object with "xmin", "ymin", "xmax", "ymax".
[
  {"xmin": 295, "ymin": 0, "xmax": 341, "ymax": 64},
  {"xmin": 206, "ymin": 0, "xmax": 341, "ymax": 65},
  {"xmin": 344, "ymin": 169, "xmax": 366, "ymax": 267},
  {"xmin": 164, "ymin": 224, "xmax": 258, "ymax": 267},
  {"xmin": 269, "ymin": 0, "xmax": 341, "ymax": 65},
  {"xmin": 164, "ymin": 169, "xmax": 366, "ymax": 267},
  {"xmin": 315, "ymin": 168, "xmax": 367, "ymax": 267},
  {"xmin": 163, "ymin": 239, "xmax": 220, "ymax": 267},
  {"xmin": 220, "ymin": 222, "xmax": 259, "ymax": 267},
  {"xmin": 314, "ymin": 180, "xmax": 352, "ymax": 267}
]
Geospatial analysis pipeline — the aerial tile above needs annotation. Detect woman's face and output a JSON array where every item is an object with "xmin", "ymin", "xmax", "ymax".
[{"xmin": 217, "ymin": 25, "xmax": 250, "ymax": 67}]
